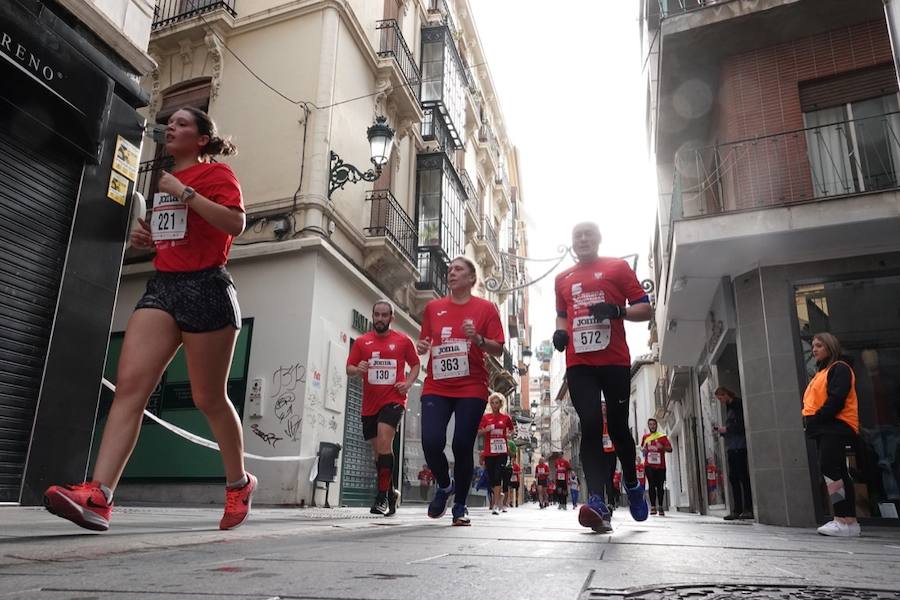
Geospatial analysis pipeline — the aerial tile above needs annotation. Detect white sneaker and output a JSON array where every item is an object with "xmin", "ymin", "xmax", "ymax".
[
  {"xmin": 817, "ymin": 520, "xmax": 860, "ymax": 537},
  {"xmin": 501, "ymin": 507, "xmax": 507, "ymax": 513},
  {"xmin": 491, "ymin": 507, "xmax": 499, "ymax": 515}
]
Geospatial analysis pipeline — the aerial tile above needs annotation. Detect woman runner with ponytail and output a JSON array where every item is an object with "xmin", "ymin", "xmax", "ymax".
[{"xmin": 44, "ymin": 108, "xmax": 254, "ymax": 532}]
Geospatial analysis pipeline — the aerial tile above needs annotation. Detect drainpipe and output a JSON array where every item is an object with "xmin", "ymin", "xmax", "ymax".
[{"xmin": 885, "ymin": 0, "xmax": 900, "ymax": 88}]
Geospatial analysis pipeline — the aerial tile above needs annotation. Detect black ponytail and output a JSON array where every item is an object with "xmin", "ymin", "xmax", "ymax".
[{"xmin": 181, "ymin": 106, "xmax": 238, "ymax": 158}]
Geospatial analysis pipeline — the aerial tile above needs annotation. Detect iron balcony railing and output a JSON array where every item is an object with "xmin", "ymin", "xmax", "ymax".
[
  {"xmin": 365, "ymin": 190, "xmax": 418, "ymax": 264},
  {"xmin": 658, "ymin": 0, "xmax": 735, "ymax": 18},
  {"xmin": 135, "ymin": 156, "xmax": 175, "ymax": 200},
  {"xmin": 152, "ymin": 0, "xmax": 236, "ymax": 30},
  {"xmin": 478, "ymin": 122, "xmax": 500, "ymax": 164},
  {"xmin": 416, "ymin": 247, "xmax": 449, "ymax": 297},
  {"xmin": 479, "ymin": 216, "xmax": 498, "ymax": 256},
  {"xmin": 672, "ymin": 111, "xmax": 900, "ymax": 220},
  {"xmin": 495, "ymin": 164, "xmax": 510, "ymax": 197},
  {"xmin": 422, "ymin": 104, "xmax": 458, "ymax": 151},
  {"xmin": 460, "ymin": 168, "xmax": 480, "ymax": 211},
  {"xmin": 376, "ymin": 19, "xmax": 421, "ymax": 98}
]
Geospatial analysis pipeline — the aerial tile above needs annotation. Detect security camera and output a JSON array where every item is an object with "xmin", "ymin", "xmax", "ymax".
[{"xmin": 273, "ymin": 218, "xmax": 290, "ymax": 237}]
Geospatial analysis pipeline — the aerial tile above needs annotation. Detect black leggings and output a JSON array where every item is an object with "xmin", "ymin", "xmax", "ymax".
[
  {"xmin": 421, "ymin": 395, "xmax": 487, "ymax": 506},
  {"xmin": 567, "ymin": 365, "xmax": 637, "ymax": 497},
  {"xmin": 816, "ymin": 433, "xmax": 856, "ymax": 518},
  {"xmin": 646, "ymin": 468, "xmax": 666, "ymax": 507},
  {"xmin": 484, "ymin": 455, "xmax": 506, "ymax": 487}
]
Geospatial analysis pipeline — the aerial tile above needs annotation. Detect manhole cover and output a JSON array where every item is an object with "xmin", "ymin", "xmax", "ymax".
[{"xmin": 581, "ymin": 584, "xmax": 900, "ymax": 599}]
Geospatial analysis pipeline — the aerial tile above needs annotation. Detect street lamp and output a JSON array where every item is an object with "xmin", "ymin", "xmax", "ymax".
[{"xmin": 328, "ymin": 115, "xmax": 395, "ymax": 199}]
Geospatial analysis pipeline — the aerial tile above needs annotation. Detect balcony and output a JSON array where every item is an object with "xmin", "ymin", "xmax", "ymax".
[
  {"xmin": 427, "ymin": 0, "xmax": 458, "ymax": 38},
  {"xmin": 476, "ymin": 121, "xmax": 500, "ymax": 172},
  {"xmin": 152, "ymin": 0, "xmax": 236, "ymax": 31},
  {"xmin": 674, "ymin": 112, "xmax": 900, "ymax": 220},
  {"xmin": 659, "ymin": 112, "xmax": 900, "ymax": 364},
  {"xmin": 422, "ymin": 105, "xmax": 460, "ymax": 152},
  {"xmin": 493, "ymin": 163, "xmax": 511, "ymax": 216},
  {"xmin": 411, "ymin": 247, "xmax": 448, "ymax": 316},
  {"xmin": 460, "ymin": 169, "xmax": 482, "ymax": 237},
  {"xmin": 473, "ymin": 215, "xmax": 499, "ymax": 270},
  {"xmin": 362, "ymin": 190, "xmax": 419, "ymax": 294},
  {"xmin": 375, "ymin": 19, "xmax": 423, "ymax": 125}
]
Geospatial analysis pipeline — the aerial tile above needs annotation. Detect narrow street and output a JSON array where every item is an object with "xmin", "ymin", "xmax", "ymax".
[{"xmin": 2, "ymin": 502, "xmax": 899, "ymax": 599}]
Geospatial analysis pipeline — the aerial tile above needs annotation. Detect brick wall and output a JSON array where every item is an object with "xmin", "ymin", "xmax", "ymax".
[{"xmin": 705, "ymin": 19, "xmax": 894, "ymax": 212}]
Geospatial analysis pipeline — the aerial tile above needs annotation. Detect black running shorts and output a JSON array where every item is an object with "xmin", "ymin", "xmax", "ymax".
[
  {"xmin": 361, "ymin": 402, "xmax": 405, "ymax": 441},
  {"xmin": 136, "ymin": 266, "xmax": 241, "ymax": 333}
]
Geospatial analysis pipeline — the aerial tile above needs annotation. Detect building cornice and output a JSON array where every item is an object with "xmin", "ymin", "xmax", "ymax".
[{"xmin": 56, "ymin": 0, "xmax": 156, "ymax": 74}]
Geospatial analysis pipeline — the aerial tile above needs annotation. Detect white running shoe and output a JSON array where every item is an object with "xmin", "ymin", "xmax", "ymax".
[
  {"xmin": 817, "ymin": 520, "xmax": 860, "ymax": 537},
  {"xmin": 501, "ymin": 507, "xmax": 507, "ymax": 513},
  {"xmin": 491, "ymin": 507, "xmax": 499, "ymax": 515}
]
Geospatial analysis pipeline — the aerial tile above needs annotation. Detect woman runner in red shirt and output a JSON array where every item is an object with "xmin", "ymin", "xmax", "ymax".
[
  {"xmin": 417, "ymin": 256, "xmax": 505, "ymax": 526},
  {"xmin": 44, "ymin": 108, "xmax": 254, "ymax": 532},
  {"xmin": 479, "ymin": 392, "xmax": 515, "ymax": 515}
]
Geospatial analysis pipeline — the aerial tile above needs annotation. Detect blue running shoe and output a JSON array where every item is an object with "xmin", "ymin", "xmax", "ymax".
[
  {"xmin": 428, "ymin": 481, "xmax": 454, "ymax": 519},
  {"xmin": 578, "ymin": 494, "xmax": 612, "ymax": 533},
  {"xmin": 451, "ymin": 503, "xmax": 470, "ymax": 526},
  {"xmin": 625, "ymin": 481, "xmax": 649, "ymax": 522}
]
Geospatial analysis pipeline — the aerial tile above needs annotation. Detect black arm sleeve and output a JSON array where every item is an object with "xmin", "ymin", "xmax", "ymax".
[{"xmin": 818, "ymin": 362, "xmax": 852, "ymax": 420}]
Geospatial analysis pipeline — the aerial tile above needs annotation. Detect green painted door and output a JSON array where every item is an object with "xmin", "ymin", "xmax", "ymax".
[{"xmin": 91, "ymin": 319, "xmax": 253, "ymax": 479}]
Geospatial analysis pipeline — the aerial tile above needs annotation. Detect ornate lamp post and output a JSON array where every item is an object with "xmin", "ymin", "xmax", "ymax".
[{"xmin": 328, "ymin": 115, "xmax": 395, "ymax": 199}]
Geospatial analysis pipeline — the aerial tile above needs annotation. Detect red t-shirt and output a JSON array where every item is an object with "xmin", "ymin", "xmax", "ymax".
[
  {"xmin": 346, "ymin": 330, "xmax": 420, "ymax": 416},
  {"xmin": 555, "ymin": 458, "xmax": 571, "ymax": 481},
  {"xmin": 418, "ymin": 468, "xmax": 433, "ymax": 485},
  {"xmin": 511, "ymin": 463, "xmax": 521, "ymax": 482},
  {"xmin": 547, "ymin": 481, "xmax": 556, "ymax": 493},
  {"xmin": 641, "ymin": 433, "xmax": 673, "ymax": 470},
  {"xmin": 554, "ymin": 257, "xmax": 647, "ymax": 367},
  {"xmin": 535, "ymin": 463, "xmax": 550, "ymax": 481},
  {"xmin": 613, "ymin": 471, "xmax": 622, "ymax": 491},
  {"xmin": 636, "ymin": 462, "xmax": 646, "ymax": 485},
  {"xmin": 480, "ymin": 412, "xmax": 514, "ymax": 456},
  {"xmin": 153, "ymin": 162, "xmax": 245, "ymax": 272},
  {"xmin": 419, "ymin": 296, "xmax": 505, "ymax": 399}
]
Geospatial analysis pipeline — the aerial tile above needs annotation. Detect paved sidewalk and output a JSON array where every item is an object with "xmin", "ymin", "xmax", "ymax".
[{"xmin": 1, "ymin": 501, "xmax": 899, "ymax": 599}]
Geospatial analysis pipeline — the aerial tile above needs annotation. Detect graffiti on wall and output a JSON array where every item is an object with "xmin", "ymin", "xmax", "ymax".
[{"xmin": 271, "ymin": 361, "xmax": 306, "ymax": 441}]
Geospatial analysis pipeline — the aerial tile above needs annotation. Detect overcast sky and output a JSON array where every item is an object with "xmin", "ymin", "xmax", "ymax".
[{"xmin": 469, "ymin": 1, "xmax": 658, "ymax": 367}]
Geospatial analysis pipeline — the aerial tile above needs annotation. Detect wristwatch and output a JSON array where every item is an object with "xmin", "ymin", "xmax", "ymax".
[
  {"xmin": 476, "ymin": 334, "xmax": 486, "ymax": 348},
  {"xmin": 180, "ymin": 186, "xmax": 196, "ymax": 203}
]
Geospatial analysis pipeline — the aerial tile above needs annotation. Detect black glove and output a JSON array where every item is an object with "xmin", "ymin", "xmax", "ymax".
[
  {"xmin": 589, "ymin": 302, "xmax": 626, "ymax": 321},
  {"xmin": 552, "ymin": 329, "xmax": 569, "ymax": 352}
]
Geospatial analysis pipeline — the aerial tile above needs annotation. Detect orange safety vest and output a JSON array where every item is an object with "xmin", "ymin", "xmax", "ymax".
[{"xmin": 801, "ymin": 360, "xmax": 859, "ymax": 433}]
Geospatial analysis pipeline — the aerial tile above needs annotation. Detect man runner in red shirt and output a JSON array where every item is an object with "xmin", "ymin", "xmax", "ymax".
[
  {"xmin": 553, "ymin": 222, "xmax": 652, "ymax": 532},
  {"xmin": 347, "ymin": 300, "xmax": 420, "ymax": 516},
  {"xmin": 641, "ymin": 418, "xmax": 673, "ymax": 516}
]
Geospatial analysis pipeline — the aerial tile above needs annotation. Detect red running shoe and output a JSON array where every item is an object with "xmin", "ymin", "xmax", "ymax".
[
  {"xmin": 220, "ymin": 472, "xmax": 257, "ymax": 530},
  {"xmin": 44, "ymin": 481, "xmax": 112, "ymax": 531}
]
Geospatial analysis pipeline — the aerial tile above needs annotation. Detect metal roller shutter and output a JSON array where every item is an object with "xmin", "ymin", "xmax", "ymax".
[
  {"xmin": 339, "ymin": 356, "xmax": 377, "ymax": 507},
  {"xmin": 0, "ymin": 121, "xmax": 81, "ymax": 502}
]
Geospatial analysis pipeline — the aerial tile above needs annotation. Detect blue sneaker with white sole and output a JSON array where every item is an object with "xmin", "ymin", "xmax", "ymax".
[
  {"xmin": 578, "ymin": 494, "xmax": 612, "ymax": 533},
  {"xmin": 428, "ymin": 481, "xmax": 454, "ymax": 519},
  {"xmin": 625, "ymin": 481, "xmax": 649, "ymax": 522}
]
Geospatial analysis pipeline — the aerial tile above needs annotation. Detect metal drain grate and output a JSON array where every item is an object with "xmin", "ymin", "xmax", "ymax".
[{"xmin": 581, "ymin": 584, "xmax": 900, "ymax": 599}]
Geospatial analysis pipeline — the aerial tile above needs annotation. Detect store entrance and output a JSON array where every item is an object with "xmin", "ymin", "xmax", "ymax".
[{"xmin": 796, "ymin": 276, "xmax": 900, "ymax": 523}]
